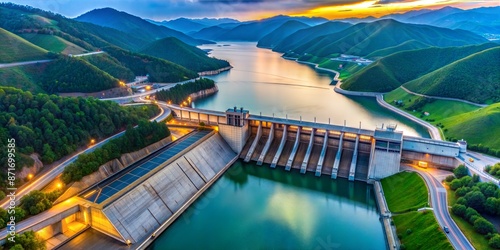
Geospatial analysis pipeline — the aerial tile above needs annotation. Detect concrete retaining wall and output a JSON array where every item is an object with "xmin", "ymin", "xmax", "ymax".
[{"xmin": 102, "ymin": 133, "xmax": 236, "ymax": 244}]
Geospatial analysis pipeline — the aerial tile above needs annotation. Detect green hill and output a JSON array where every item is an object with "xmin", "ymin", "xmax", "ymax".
[
  {"xmin": 341, "ymin": 43, "xmax": 498, "ymax": 92},
  {"xmin": 0, "ymin": 28, "xmax": 48, "ymax": 63},
  {"xmin": 80, "ymin": 53, "xmax": 135, "ymax": 82},
  {"xmin": 140, "ymin": 37, "xmax": 230, "ymax": 73},
  {"xmin": 366, "ymin": 40, "xmax": 430, "ymax": 59},
  {"xmin": 104, "ymin": 46, "xmax": 198, "ymax": 83},
  {"xmin": 273, "ymin": 21, "xmax": 352, "ymax": 53},
  {"xmin": 40, "ymin": 57, "xmax": 119, "ymax": 93},
  {"xmin": 286, "ymin": 19, "xmax": 487, "ymax": 59},
  {"xmin": 257, "ymin": 20, "xmax": 310, "ymax": 48},
  {"xmin": 19, "ymin": 33, "xmax": 87, "ymax": 55},
  {"xmin": 0, "ymin": 64, "xmax": 46, "ymax": 93},
  {"xmin": 404, "ymin": 47, "xmax": 500, "ymax": 104},
  {"xmin": 441, "ymin": 103, "xmax": 500, "ymax": 153}
]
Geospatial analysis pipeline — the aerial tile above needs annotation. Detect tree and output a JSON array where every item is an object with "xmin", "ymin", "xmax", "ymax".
[
  {"xmin": 20, "ymin": 190, "xmax": 52, "ymax": 216},
  {"xmin": 465, "ymin": 207, "xmax": 480, "ymax": 222},
  {"xmin": 485, "ymin": 197, "xmax": 500, "ymax": 215},
  {"xmin": 473, "ymin": 218, "xmax": 496, "ymax": 235},
  {"xmin": 456, "ymin": 187, "xmax": 471, "ymax": 197},
  {"xmin": 4, "ymin": 231, "xmax": 46, "ymax": 250},
  {"xmin": 451, "ymin": 204, "xmax": 467, "ymax": 217},
  {"xmin": 454, "ymin": 165, "xmax": 469, "ymax": 179},
  {"xmin": 489, "ymin": 234, "xmax": 500, "ymax": 249},
  {"xmin": 464, "ymin": 191, "xmax": 486, "ymax": 212},
  {"xmin": 450, "ymin": 179, "xmax": 464, "ymax": 190}
]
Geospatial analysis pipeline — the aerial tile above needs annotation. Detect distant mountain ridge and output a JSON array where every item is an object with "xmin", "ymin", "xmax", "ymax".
[
  {"xmin": 257, "ymin": 20, "xmax": 310, "ymax": 48},
  {"xmin": 75, "ymin": 8, "xmax": 210, "ymax": 46}
]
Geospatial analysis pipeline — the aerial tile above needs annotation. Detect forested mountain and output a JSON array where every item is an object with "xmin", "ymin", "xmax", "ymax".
[
  {"xmin": 80, "ymin": 53, "xmax": 135, "ymax": 82},
  {"xmin": 257, "ymin": 21, "xmax": 310, "ymax": 48},
  {"xmin": 284, "ymin": 19, "xmax": 488, "ymax": 59},
  {"xmin": 341, "ymin": 43, "xmax": 498, "ymax": 92},
  {"xmin": 40, "ymin": 57, "xmax": 119, "ymax": 93},
  {"xmin": 191, "ymin": 26, "xmax": 230, "ymax": 41},
  {"xmin": 212, "ymin": 15, "xmax": 327, "ymax": 41},
  {"xmin": 140, "ymin": 37, "xmax": 230, "ymax": 72},
  {"xmin": 0, "ymin": 87, "xmax": 160, "ymax": 166},
  {"xmin": 104, "ymin": 46, "xmax": 198, "ymax": 83},
  {"xmin": 272, "ymin": 21, "xmax": 352, "ymax": 53},
  {"xmin": 0, "ymin": 27, "xmax": 49, "ymax": 63},
  {"xmin": 75, "ymin": 8, "xmax": 209, "ymax": 46},
  {"xmin": 148, "ymin": 18, "xmax": 207, "ymax": 33},
  {"xmin": 404, "ymin": 47, "xmax": 500, "ymax": 104},
  {"xmin": 406, "ymin": 6, "xmax": 464, "ymax": 24}
]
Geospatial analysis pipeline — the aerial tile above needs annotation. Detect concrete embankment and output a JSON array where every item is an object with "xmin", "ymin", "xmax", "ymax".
[
  {"xmin": 198, "ymin": 66, "xmax": 233, "ymax": 76},
  {"xmin": 56, "ymin": 136, "xmax": 173, "ymax": 203},
  {"xmin": 188, "ymin": 85, "xmax": 219, "ymax": 102},
  {"xmin": 374, "ymin": 181, "xmax": 398, "ymax": 250},
  {"xmin": 103, "ymin": 132, "xmax": 237, "ymax": 248}
]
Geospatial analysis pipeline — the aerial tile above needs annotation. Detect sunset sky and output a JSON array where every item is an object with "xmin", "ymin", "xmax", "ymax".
[{"xmin": 7, "ymin": 0, "xmax": 500, "ymax": 21}]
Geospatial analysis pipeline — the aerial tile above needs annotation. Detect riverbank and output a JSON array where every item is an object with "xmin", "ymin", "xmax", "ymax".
[
  {"xmin": 198, "ymin": 66, "xmax": 233, "ymax": 76},
  {"xmin": 188, "ymin": 85, "xmax": 218, "ymax": 102},
  {"xmin": 374, "ymin": 181, "xmax": 398, "ymax": 250}
]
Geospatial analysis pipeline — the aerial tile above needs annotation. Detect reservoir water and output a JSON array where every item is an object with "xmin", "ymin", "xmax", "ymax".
[
  {"xmin": 150, "ymin": 161, "xmax": 386, "ymax": 250},
  {"xmin": 195, "ymin": 42, "xmax": 429, "ymax": 138}
]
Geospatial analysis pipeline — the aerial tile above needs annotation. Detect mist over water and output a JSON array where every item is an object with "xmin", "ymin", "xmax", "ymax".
[{"xmin": 195, "ymin": 42, "xmax": 429, "ymax": 138}]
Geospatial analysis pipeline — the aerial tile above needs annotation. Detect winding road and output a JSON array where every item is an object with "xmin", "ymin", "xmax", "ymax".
[
  {"xmin": 409, "ymin": 167, "xmax": 474, "ymax": 250},
  {"xmin": 0, "ymin": 101, "xmax": 170, "ymax": 209}
]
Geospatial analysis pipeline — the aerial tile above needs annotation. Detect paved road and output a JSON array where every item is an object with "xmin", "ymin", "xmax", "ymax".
[
  {"xmin": 70, "ymin": 51, "xmax": 105, "ymax": 57},
  {"xmin": 376, "ymin": 94, "xmax": 442, "ymax": 140},
  {"xmin": 0, "ymin": 59, "xmax": 53, "ymax": 69},
  {"xmin": 400, "ymin": 86, "xmax": 487, "ymax": 108},
  {"xmin": 0, "ymin": 102, "xmax": 170, "ymax": 209},
  {"xmin": 457, "ymin": 152, "xmax": 500, "ymax": 185},
  {"xmin": 410, "ymin": 167, "xmax": 474, "ymax": 250}
]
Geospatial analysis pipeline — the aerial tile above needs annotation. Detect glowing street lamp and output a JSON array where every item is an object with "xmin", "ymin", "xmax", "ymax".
[
  {"xmin": 57, "ymin": 183, "xmax": 62, "ymax": 189},
  {"xmin": 28, "ymin": 174, "xmax": 33, "ymax": 180},
  {"xmin": 90, "ymin": 139, "xmax": 96, "ymax": 144}
]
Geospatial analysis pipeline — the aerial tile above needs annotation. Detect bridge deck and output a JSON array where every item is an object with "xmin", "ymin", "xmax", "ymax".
[
  {"xmin": 291, "ymin": 142, "xmax": 308, "ymax": 170},
  {"xmin": 264, "ymin": 133, "xmax": 282, "ymax": 164},
  {"xmin": 321, "ymin": 146, "xmax": 337, "ymax": 175},
  {"xmin": 307, "ymin": 144, "xmax": 322, "ymax": 172}
]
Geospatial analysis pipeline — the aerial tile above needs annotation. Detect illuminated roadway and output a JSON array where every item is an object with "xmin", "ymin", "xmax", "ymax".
[
  {"xmin": 0, "ymin": 101, "xmax": 170, "ymax": 209},
  {"xmin": 410, "ymin": 167, "xmax": 474, "ymax": 250}
]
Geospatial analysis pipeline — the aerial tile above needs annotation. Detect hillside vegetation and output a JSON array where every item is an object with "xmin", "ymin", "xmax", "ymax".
[
  {"xmin": 40, "ymin": 57, "xmax": 119, "ymax": 93},
  {"xmin": 20, "ymin": 33, "xmax": 87, "ymax": 55},
  {"xmin": 341, "ymin": 43, "xmax": 499, "ymax": 92},
  {"xmin": 140, "ymin": 37, "xmax": 230, "ymax": 73},
  {"xmin": 0, "ymin": 27, "xmax": 48, "ymax": 63},
  {"xmin": 80, "ymin": 53, "xmax": 135, "ymax": 82},
  {"xmin": 104, "ymin": 46, "xmax": 198, "ymax": 83},
  {"xmin": 0, "ymin": 64, "xmax": 46, "ymax": 93},
  {"xmin": 284, "ymin": 19, "xmax": 487, "ymax": 59},
  {"xmin": 156, "ymin": 78, "xmax": 216, "ymax": 104},
  {"xmin": 404, "ymin": 47, "xmax": 500, "ymax": 104},
  {"xmin": 257, "ymin": 20, "xmax": 310, "ymax": 48}
]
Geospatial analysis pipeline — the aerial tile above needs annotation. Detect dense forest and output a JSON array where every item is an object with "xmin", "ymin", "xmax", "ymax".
[
  {"xmin": 447, "ymin": 166, "xmax": 500, "ymax": 248},
  {"xmin": 40, "ymin": 57, "xmax": 119, "ymax": 93},
  {"xmin": 62, "ymin": 120, "xmax": 170, "ymax": 183},
  {"xmin": 156, "ymin": 78, "xmax": 216, "ymax": 104},
  {"xmin": 140, "ymin": 37, "xmax": 230, "ymax": 73},
  {"xmin": 80, "ymin": 53, "xmax": 135, "ymax": 82},
  {"xmin": 0, "ymin": 87, "xmax": 159, "ymax": 188},
  {"xmin": 103, "ymin": 46, "xmax": 198, "ymax": 83}
]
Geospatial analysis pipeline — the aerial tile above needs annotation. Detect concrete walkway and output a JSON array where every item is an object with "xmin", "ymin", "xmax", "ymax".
[{"xmin": 400, "ymin": 86, "xmax": 487, "ymax": 108}]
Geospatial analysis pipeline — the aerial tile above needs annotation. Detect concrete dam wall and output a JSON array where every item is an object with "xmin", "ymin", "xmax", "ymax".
[
  {"xmin": 240, "ymin": 123, "xmax": 372, "ymax": 182},
  {"xmin": 101, "ymin": 133, "xmax": 236, "ymax": 244}
]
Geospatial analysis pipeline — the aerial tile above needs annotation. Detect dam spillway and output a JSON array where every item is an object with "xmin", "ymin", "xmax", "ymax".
[{"xmin": 239, "ymin": 122, "xmax": 373, "ymax": 182}]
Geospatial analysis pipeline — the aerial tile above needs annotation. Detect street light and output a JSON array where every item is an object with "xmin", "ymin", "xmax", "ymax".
[
  {"xmin": 28, "ymin": 174, "xmax": 33, "ymax": 180},
  {"xmin": 57, "ymin": 183, "xmax": 62, "ymax": 189},
  {"xmin": 90, "ymin": 139, "xmax": 96, "ymax": 144}
]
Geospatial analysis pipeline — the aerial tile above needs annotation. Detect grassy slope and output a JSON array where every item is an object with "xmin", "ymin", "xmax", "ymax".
[
  {"xmin": 0, "ymin": 28, "xmax": 48, "ymax": 63},
  {"xmin": 445, "ymin": 185, "xmax": 493, "ymax": 250},
  {"xmin": 20, "ymin": 33, "xmax": 87, "ymax": 55},
  {"xmin": 393, "ymin": 212, "xmax": 453, "ymax": 250},
  {"xmin": 404, "ymin": 47, "xmax": 500, "ymax": 104},
  {"xmin": 381, "ymin": 172, "xmax": 428, "ymax": 213},
  {"xmin": 0, "ymin": 64, "xmax": 46, "ymax": 93},
  {"xmin": 383, "ymin": 88, "xmax": 500, "ymax": 151},
  {"xmin": 366, "ymin": 40, "xmax": 430, "ymax": 59},
  {"xmin": 80, "ymin": 53, "xmax": 135, "ymax": 82},
  {"xmin": 382, "ymin": 172, "xmax": 452, "ymax": 250},
  {"xmin": 440, "ymin": 103, "xmax": 500, "ymax": 150},
  {"xmin": 341, "ymin": 43, "xmax": 498, "ymax": 92}
]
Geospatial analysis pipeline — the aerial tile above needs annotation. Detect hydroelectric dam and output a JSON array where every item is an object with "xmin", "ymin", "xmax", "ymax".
[{"xmin": 3, "ymin": 105, "xmax": 468, "ymax": 250}]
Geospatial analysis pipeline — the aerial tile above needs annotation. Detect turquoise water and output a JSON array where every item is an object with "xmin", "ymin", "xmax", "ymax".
[
  {"xmin": 195, "ymin": 42, "xmax": 429, "ymax": 138},
  {"xmin": 150, "ymin": 161, "xmax": 386, "ymax": 250}
]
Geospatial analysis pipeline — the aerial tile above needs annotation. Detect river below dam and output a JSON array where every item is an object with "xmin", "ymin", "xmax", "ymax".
[{"xmin": 150, "ymin": 161, "xmax": 386, "ymax": 250}]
